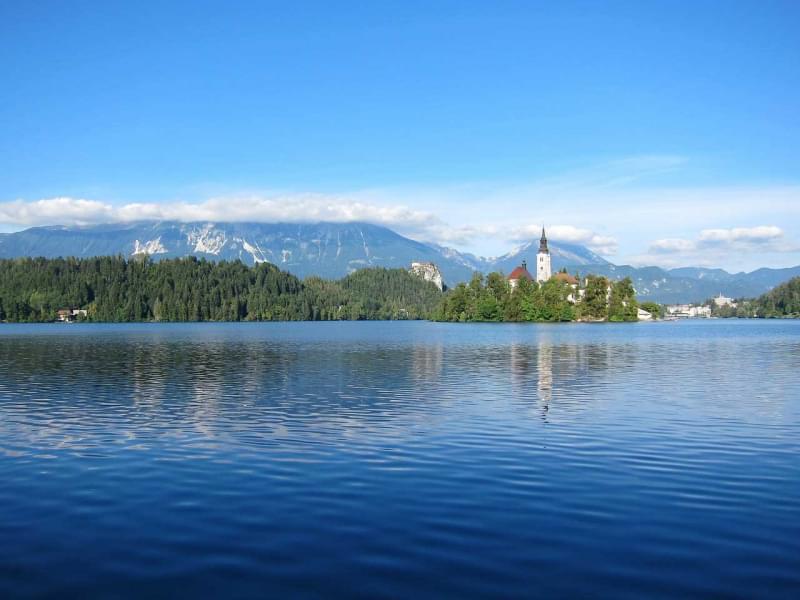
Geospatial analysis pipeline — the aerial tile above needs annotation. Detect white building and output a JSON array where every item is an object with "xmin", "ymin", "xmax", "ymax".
[
  {"xmin": 666, "ymin": 304, "xmax": 712, "ymax": 318},
  {"xmin": 712, "ymin": 293, "xmax": 736, "ymax": 307},
  {"xmin": 56, "ymin": 308, "xmax": 88, "ymax": 322},
  {"xmin": 536, "ymin": 228, "xmax": 552, "ymax": 283}
]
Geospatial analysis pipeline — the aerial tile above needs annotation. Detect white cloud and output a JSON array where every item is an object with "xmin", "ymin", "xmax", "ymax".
[
  {"xmin": 0, "ymin": 194, "xmax": 441, "ymax": 236},
  {"xmin": 649, "ymin": 238, "xmax": 696, "ymax": 253},
  {"xmin": 0, "ymin": 197, "xmax": 114, "ymax": 226},
  {"xmin": 698, "ymin": 226, "xmax": 783, "ymax": 244},
  {"xmin": 634, "ymin": 225, "xmax": 799, "ymax": 269},
  {"xmin": 647, "ymin": 226, "xmax": 791, "ymax": 255}
]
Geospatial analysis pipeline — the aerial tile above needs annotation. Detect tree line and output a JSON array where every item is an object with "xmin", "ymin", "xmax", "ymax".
[
  {"xmin": 0, "ymin": 257, "xmax": 645, "ymax": 324},
  {"xmin": 0, "ymin": 256, "xmax": 442, "ymax": 322}
]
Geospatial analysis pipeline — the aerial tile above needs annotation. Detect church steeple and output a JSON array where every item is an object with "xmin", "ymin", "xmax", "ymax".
[
  {"xmin": 536, "ymin": 226, "xmax": 552, "ymax": 283},
  {"xmin": 538, "ymin": 227, "xmax": 549, "ymax": 254}
]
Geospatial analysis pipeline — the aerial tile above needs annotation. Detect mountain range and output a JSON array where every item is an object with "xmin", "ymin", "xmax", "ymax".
[{"xmin": 1, "ymin": 220, "xmax": 798, "ymax": 304}]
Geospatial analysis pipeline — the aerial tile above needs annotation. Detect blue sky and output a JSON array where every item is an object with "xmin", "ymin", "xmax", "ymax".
[{"xmin": 1, "ymin": 1, "xmax": 799, "ymax": 270}]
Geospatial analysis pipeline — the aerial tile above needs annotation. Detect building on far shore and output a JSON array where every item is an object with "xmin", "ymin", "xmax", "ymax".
[
  {"xmin": 666, "ymin": 304, "xmax": 711, "ymax": 318},
  {"xmin": 712, "ymin": 293, "xmax": 736, "ymax": 308},
  {"xmin": 57, "ymin": 308, "xmax": 88, "ymax": 322}
]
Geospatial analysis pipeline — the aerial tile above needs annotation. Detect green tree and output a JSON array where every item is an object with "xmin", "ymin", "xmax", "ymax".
[
  {"xmin": 580, "ymin": 275, "xmax": 610, "ymax": 320},
  {"xmin": 608, "ymin": 277, "xmax": 638, "ymax": 322}
]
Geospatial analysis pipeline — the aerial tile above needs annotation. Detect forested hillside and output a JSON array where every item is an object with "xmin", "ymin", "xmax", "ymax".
[
  {"xmin": 0, "ymin": 257, "xmax": 441, "ymax": 322},
  {"xmin": 753, "ymin": 276, "xmax": 800, "ymax": 317}
]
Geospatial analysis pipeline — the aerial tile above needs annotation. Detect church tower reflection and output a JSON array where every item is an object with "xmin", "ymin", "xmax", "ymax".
[
  {"xmin": 509, "ymin": 340, "xmax": 554, "ymax": 419},
  {"xmin": 536, "ymin": 342, "xmax": 553, "ymax": 413}
]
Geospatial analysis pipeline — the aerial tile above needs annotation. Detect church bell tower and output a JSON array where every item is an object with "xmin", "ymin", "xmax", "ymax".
[{"xmin": 536, "ymin": 227, "xmax": 551, "ymax": 283}]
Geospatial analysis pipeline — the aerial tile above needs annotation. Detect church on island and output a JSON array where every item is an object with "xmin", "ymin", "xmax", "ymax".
[
  {"xmin": 508, "ymin": 228, "xmax": 552, "ymax": 288},
  {"xmin": 507, "ymin": 228, "xmax": 582, "ymax": 300}
]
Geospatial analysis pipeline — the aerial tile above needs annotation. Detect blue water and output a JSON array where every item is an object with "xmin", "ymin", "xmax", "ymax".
[{"xmin": 1, "ymin": 320, "xmax": 799, "ymax": 598}]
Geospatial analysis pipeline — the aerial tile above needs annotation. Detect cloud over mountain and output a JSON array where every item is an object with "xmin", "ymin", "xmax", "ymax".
[
  {"xmin": 649, "ymin": 238, "xmax": 697, "ymax": 253},
  {"xmin": 0, "ymin": 195, "xmax": 617, "ymax": 258},
  {"xmin": 649, "ymin": 226, "xmax": 790, "ymax": 254},
  {"xmin": 698, "ymin": 226, "xmax": 784, "ymax": 244},
  {"xmin": 636, "ymin": 226, "xmax": 798, "ymax": 268},
  {"xmin": 0, "ymin": 195, "xmax": 437, "ymax": 231}
]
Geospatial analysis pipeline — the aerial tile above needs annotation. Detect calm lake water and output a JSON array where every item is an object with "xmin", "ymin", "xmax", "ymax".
[{"xmin": 1, "ymin": 320, "xmax": 799, "ymax": 598}]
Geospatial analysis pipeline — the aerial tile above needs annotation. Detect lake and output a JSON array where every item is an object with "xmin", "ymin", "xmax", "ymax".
[{"xmin": 1, "ymin": 320, "xmax": 798, "ymax": 598}]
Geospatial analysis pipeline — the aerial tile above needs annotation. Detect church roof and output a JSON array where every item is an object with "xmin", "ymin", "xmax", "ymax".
[
  {"xmin": 508, "ymin": 265, "xmax": 534, "ymax": 281},
  {"xmin": 552, "ymin": 272, "xmax": 579, "ymax": 285}
]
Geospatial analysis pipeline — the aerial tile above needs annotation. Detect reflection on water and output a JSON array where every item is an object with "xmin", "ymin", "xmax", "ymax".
[{"xmin": 1, "ymin": 320, "xmax": 799, "ymax": 598}]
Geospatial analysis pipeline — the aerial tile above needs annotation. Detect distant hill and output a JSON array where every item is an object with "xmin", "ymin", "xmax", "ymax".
[
  {"xmin": 667, "ymin": 267, "xmax": 739, "ymax": 282},
  {"xmin": 1, "ymin": 220, "xmax": 798, "ymax": 304},
  {"xmin": 569, "ymin": 263, "xmax": 800, "ymax": 304}
]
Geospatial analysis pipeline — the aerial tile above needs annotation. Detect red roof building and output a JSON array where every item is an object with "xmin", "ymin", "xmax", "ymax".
[{"xmin": 508, "ymin": 260, "xmax": 534, "ymax": 289}]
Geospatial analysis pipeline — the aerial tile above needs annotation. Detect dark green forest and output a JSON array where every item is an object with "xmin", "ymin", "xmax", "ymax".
[
  {"xmin": 434, "ymin": 273, "xmax": 639, "ymax": 322},
  {"xmin": 0, "ymin": 257, "xmax": 442, "ymax": 322},
  {"xmin": 754, "ymin": 276, "xmax": 800, "ymax": 317},
  {"xmin": 713, "ymin": 276, "xmax": 800, "ymax": 318}
]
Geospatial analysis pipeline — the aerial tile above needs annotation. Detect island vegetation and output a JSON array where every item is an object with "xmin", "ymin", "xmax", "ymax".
[{"xmin": 433, "ymin": 273, "xmax": 639, "ymax": 322}]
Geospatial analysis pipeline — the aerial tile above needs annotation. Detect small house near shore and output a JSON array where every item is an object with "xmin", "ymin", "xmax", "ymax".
[
  {"xmin": 637, "ymin": 307, "xmax": 653, "ymax": 320},
  {"xmin": 57, "ymin": 308, "xmax": 87, "ymax": 322}
]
